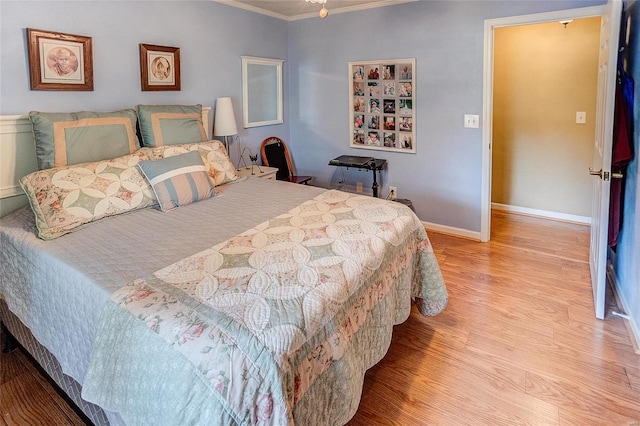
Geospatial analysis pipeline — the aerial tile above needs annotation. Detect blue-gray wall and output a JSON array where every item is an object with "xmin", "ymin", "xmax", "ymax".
[
  {"xmin": 0, "ymin": 0, "xmax": 607, "ymax": 229},
  {"xmin": 613, "ymin": 0, "xmax": 639, "ymax": 340},
  {"xmin": 0, "ymin": 0, "xmax": 289, "ymax": 165},
  {"xmin": 287, "ymin": 0, "xmax": 605, "ymax": 230}
]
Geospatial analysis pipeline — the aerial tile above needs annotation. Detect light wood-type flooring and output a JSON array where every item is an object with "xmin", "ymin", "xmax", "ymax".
[{"xmin": 1, "ymin": 211, "xmax": 639, "ymax": 425}]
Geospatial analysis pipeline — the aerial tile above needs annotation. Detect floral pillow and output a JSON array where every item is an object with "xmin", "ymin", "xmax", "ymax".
[
  {"xmin": 20, "ymin": 151, "xmax": 156, "ymax": 240},
  {"xmin": 150, "ymin": 140, "xmax": 238, "ymax": 186}
]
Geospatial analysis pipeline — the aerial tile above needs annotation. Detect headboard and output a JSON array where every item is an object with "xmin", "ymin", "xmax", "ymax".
[{"xmin": 0, "ymin": 107, "xmax": 211, "ymax": 217}]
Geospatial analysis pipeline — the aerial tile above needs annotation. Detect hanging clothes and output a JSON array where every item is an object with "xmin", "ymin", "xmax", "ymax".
[{"xmin": 608, "ymin": 58, "xmax": 634, "ymax": 247}]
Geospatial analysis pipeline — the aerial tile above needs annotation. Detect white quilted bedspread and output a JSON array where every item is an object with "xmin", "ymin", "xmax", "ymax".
[
  {"xmin": 81, "ymin": 190, "xmax": 447, "ymax": 425},
  {"xmin": 0, "ymin": 178, "xmax": 325, "ymax": 383},
  {"xmin": 1, "ymin": 178, "xmax": 447, "ymax": 426}
]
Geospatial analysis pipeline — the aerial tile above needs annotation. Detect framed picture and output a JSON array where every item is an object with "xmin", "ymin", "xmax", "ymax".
[
  {"xmin": 27, "ymin": 28, "xmax": 93, "ymax": 91},
  {"xmin": 349, "ymin": 58, "xmax": 416, "ymax": 153},
  {"xmin": 139, "ymin": 44, "xmax": 181, "ymax": 91}
]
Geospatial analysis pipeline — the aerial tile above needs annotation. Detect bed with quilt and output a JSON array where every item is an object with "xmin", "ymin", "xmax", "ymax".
[{"xmin": 0, "ymin": 105, "xmax": 447, "ymax": 425}]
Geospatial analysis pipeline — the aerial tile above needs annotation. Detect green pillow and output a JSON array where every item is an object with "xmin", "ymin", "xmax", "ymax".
[
  {"xmin": 29, "ymin": 110, "xmax": 140, "ymax": 170},
  {"xmin": 136, "ymin": 104, "xmax": 207, "ymax": 147}
]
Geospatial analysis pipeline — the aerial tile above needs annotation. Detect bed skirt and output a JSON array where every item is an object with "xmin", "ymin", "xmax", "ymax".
[{"xmin": 0, "ymin": 297, "xmax": 111, "ymax": 426}]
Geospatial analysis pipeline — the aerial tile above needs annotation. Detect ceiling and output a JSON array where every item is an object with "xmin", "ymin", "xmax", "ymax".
[{"xmin": 215, "ymin": 0, "xmax": 418, "ymax": 21}]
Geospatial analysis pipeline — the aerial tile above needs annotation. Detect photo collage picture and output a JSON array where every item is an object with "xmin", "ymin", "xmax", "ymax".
[{"xmin": 350, "ymin": 58, "xmax": 415, "ymax": 153}]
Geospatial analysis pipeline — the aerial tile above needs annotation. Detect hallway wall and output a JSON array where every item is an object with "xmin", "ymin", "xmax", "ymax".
[{"xmin": 492, "ymin": 18, "xmax": 601, "ymax": 217}]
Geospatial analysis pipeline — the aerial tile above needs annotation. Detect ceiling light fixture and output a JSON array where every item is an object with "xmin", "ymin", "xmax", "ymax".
[
  {"xmin": 559, "ymin": 19, "xmax": 573, "ymax": 28},
  {"xmin": 306, "ymin": 0, "xmax": 329, "ymax": 19}
]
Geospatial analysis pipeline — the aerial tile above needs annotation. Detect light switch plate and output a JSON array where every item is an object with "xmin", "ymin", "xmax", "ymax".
[{"xmin": 464, "ymin": 114, "xmax": 480, "ymax": 128}]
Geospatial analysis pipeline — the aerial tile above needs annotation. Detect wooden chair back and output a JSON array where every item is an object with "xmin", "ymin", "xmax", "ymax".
[
  {"xmin": 261, "ymin": 137, "xmax": 294, "ymax": 180},
  {"xmin": 260, "ymin": 137, "xmax": 312, "ymax": 184}
]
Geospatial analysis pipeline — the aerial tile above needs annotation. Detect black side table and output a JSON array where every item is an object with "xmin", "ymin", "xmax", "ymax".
[{"xmin": 329, "ymin": 155, "xmax": 387, "ymax": 198}]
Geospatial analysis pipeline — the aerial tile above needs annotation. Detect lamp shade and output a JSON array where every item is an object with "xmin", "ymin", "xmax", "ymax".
[{"xmin": 213, "ymin": 97, "xmax": 238, "ymax": 136}]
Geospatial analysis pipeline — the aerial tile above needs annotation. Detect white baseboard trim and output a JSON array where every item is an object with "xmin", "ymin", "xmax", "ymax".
[
  {"xmin": 492, "ymin": 202, "xmax": 591, "ymax": 225},
  {"xmin": 422, "ymin": 221, "xmax": 481, "ymax": 241},
  {"xmin": 607, "ymin": 259, "xmax": 640, "ymax": 354}
]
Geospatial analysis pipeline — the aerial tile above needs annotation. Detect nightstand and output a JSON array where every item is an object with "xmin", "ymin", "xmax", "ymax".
[{"xmin": 236, "ymin": 166, "xmax": 278, "ymax": 180}]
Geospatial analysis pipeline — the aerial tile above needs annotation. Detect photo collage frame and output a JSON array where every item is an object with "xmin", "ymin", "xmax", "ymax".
[{"xmin": 349, "ymin": 58, "xmax": 415, "ymax": 153}]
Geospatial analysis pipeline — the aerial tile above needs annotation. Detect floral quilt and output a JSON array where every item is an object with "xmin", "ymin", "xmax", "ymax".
[{"xmin": 82, "ymin": 190, "xmax": 447, "ymax": 425}]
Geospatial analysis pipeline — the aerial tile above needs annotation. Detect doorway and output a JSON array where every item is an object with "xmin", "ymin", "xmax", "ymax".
[
  {"xmin": 491, "ymin": 18, "xmax": 601, "ymax": 226},
  {"xmin": 480, "ymin": 5, "xmax": 606, "ymax": 242}
]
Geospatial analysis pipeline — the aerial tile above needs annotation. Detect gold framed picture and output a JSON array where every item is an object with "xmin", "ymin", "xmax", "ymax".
[
  {"xmin": 27, "ymin": 28, "xmax": 93, "ymax": 91},
  {"xmin": 139, "ymin": 43, "xmax": 181, "ymax": 91}
]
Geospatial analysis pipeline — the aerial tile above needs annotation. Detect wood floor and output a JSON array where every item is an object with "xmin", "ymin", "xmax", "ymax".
[{"xmin": 1, "ymin": 211, "xmax": 639, "ymax": 425}]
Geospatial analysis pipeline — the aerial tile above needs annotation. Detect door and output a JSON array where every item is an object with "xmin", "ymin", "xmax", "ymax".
[{"xmin": 589, "ymin": 0, "xmax": 622, "ymax": 320}]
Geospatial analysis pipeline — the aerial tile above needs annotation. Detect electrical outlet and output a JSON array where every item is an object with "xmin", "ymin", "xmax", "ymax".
[
  {"xmin": 389, "ymin": 186, "xmax": 397, "ymax": 199},
  {"xmin": 356, "ymin": 182, "xmax": 363, "ymax": 193}
]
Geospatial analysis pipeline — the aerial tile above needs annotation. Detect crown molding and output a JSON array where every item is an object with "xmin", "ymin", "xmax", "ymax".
[{"xmin": 213, "ymin": 0, "xmax": 418, "ymax": 22}]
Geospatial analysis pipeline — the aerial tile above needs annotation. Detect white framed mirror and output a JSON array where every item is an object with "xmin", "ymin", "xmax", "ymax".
[{"xmin": 241, "ymin": 56, "xmax": 284, "ymax": 128}]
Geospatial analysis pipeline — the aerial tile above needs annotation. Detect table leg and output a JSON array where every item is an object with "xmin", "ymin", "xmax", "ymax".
[{"xmin": 372, "ymin": 167, "xmax": 379, "ymax": 198}]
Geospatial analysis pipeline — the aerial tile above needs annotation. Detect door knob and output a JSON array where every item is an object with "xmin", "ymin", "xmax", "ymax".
[
  {"xmin": 589, "ymin": 168, "xmax": 603, "ymax": 178},
  {"xmin": 588, "ymin": 168, "xmax": 622, "ymax": 181}
]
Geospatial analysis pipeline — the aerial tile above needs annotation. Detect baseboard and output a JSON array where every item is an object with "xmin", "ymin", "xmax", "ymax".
[
  {"xmin": 606, "ymin": 258, "xmax": 640, "ymax": 354},
  {"xmin": 423, "ymin": 204, "xmax": 588, "ymax": 241},
  {"xmin": 422, "ymin": 221, "xmax": 481, "ymax": 241},
  {"xmin": 492, "ymin": 202, "xmax": 591, "ymax": 225}
]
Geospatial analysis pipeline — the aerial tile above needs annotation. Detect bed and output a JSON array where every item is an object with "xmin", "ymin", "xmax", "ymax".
[{"xmin": 0, "ymin": 106, "xmax": 447, "ymax": 425}]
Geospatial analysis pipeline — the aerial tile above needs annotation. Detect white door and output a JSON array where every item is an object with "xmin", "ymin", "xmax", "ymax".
[{"xmin": 589, "ymin": 0, "xmax": 622, "ymax": 320}]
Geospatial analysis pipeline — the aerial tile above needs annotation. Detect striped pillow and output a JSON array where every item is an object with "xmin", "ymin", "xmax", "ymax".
[
  {"xmin": 149, "ymin": 140, "xmax": 239, "ymax": 186},
  {"xmin": 138, "ymin": 151, "xmax": 215, "ymax": 212}
]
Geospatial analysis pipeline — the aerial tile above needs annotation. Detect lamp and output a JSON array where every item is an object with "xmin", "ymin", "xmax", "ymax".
[
  {"xmin": 213, "ymin": 97, "xmax": 238, "ymax": 154},
  {"xmin": 306, "ymin": 0, "xmax": 328, "ymax": 18}
]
